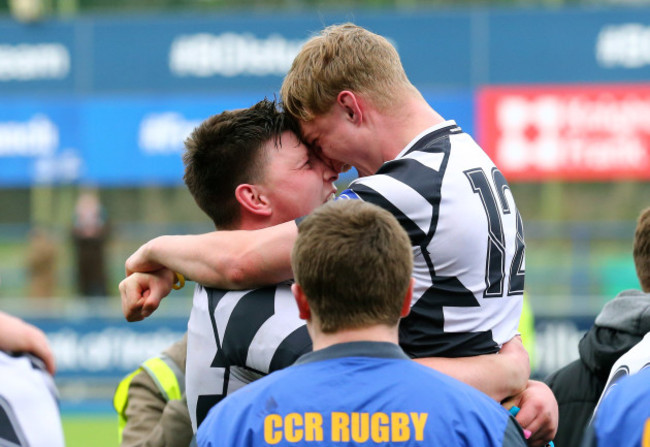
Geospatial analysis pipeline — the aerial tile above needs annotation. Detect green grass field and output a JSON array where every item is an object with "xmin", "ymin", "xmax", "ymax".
[{"xmin": 62, "ymin": 414, "xmax": 117, "ymax": 447}]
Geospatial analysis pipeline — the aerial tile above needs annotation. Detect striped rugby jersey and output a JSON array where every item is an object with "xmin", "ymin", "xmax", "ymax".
[
  {"xmin": 186, "ymin": 283, "xmax": 311, "ymax": 432},
  {"xmin": 338, "ymin": 121, "xmax": 525, "ymax": 358}
]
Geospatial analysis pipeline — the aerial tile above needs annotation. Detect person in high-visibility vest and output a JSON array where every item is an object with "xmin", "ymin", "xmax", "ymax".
[
  {"xmin": 114, "ymin": 333, "xmax": 192, "ymax": 446},
  {"xmin": 518, "ymin": 292, "xmax": 536, "ymax": 373}
]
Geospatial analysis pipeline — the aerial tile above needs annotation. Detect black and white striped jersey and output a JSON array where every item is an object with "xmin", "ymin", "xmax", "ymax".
[
  {"xmin": 186, "ymin": 283, "xmax": 311, "ymax": 432},
  {"xmin": 339, "ymin": 121, "xmax": 525, "ymax": 359}
]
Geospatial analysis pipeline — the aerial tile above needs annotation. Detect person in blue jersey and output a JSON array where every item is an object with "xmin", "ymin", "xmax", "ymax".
[
  {"xmin": 197, "ymin": 200, "xmax": 528, "ymax": 447},
  {"xmin": 121, "ymin": 24, "xmax": 557, "ymax": 445},
  {"xmin": 581, "ymin": 366, "xmax": 650, "ymax": 447}
]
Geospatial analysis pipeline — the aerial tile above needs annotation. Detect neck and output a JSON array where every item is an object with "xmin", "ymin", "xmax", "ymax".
[
  {"xmin": 365, "ymin": 94, "xmax": 445, "ymax": 174},
  {"xmin": 237, "ymin": 214, "xmax": 274, "ymax": 231},
  {"xmin": 309, "ymin": 324, "xmax": 400, "ymax": 351}
]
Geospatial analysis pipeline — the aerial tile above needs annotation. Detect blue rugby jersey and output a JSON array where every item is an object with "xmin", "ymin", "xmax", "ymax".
[{"xmin": 197, "ymin": 341, "xmax": 527, "ymax": 447}]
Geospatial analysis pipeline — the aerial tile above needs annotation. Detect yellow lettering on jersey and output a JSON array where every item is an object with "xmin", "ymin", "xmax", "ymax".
[
  {"xmin": 284, "ymin": 413, "xmax": 303, "ymax": 443},
  {"xmin": 643, "ymin": 418, "xmax": 650, "ymax": 447},
  {"xmin": 371, "ymin": 412, "xmax": 390, "ymax": 442},
  {"xmin": 331, "ymin": 412, "xmax": 350, "ymax": 442},
  {"xmin": 411, "ymin": 412, "xmax": 428, "ymax": 441},
  {"xmin": 264, "ymin": 414, "xmax": 283, "ymax": 445},
  {"xmin": 265, "ymin": 411, "xmax": 428, "ymax": 443},
  {"xmin": 391, "ymin": 412, "xmax": 410, "ymax": 441},
  {"xmin": 351, "ymin": 412, "xmax": 370, "ymax": 442},
  {"xmin": 304, "ymin": 412, "xmax": 323, "ymax": 441}
]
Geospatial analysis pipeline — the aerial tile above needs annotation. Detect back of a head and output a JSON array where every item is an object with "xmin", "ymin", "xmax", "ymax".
[
  {"xmin": 634, "ymin": 207, "xmax": 650, "ymax": 292},
  {"xmin": 281, "ymin": 23, "xmax": 415, "ymax": 122},
  {"xmin": 292, "ymin": 200, "xmax": 413, "ymax": 333},
  {"xmin": 183, "ymin": 99, "xmax": 300, "ymax": 229}
]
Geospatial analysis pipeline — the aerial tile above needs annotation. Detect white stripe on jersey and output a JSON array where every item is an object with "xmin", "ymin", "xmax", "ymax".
[
  {"xmin": 356, "ymin": 174, "xmax": 434, "ymax": 236},
  {"xmin": 401, "ymin": 150, "xmax": 445, "ymax": 172},
  {"xmin": 246, "ymin": 287, "xmax": 304, "ymax": 372},
  {"xmin": 186, "ymin": 283, "xmax": 309, "ymax": 432}
]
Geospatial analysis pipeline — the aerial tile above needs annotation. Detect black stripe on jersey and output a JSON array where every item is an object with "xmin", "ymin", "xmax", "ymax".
[
  {"xmin": 269, "ymin": 325, "xmax": 311, "ymax": 372},
  {"xmin": 399, "ymin": 278, "xmax": 499, "ymax": 358},
  {"xmin": 350, "ymin": 182, "xmax": 426, "ymax": 245},
  {"xmin": 218, "ymin": 286, "xmax": 277, "ymax": 372},
  {"xmin": 0, "ymin": 396, "xmax": 27, "ymax": 446},
  {"xmin": 353, "ymin": 125, "xmax": 501, "ymax": 358},
  {"xmin": 371, "ymin": 129, "xmax": 453, "ymax": 249},
  {"xmin": 403, "ymin": 123, "xmax": 460, "ymax": 157},
  {"xmin": 207, "ymin": 288, "xmax": 229, "ymax": 370}
]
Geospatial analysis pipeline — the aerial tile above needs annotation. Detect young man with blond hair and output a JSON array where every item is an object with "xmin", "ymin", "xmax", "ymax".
[
  {"xmin": 197, "ymin": 200, "xmax": 528, "ymax": 447},
  {"xmin": 122, "ymin": 24, "xmax": 557, "ymax": 445}
]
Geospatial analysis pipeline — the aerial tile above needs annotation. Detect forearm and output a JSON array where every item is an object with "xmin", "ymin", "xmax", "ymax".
[
  {"xmin": 413, "ymin": 338, "xmax": 530, "ymax": 402},
  {"xmin": 125, "ymin": 222, "xmax": 297, "ymax": 289}
]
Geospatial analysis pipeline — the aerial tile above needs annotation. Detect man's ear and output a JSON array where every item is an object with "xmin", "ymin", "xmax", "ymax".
[
  {"xmin": 234, "ymin": 184, "xmax": 272, "ymax": 217},
  {"xmin": 291, "ymin": 283, "xmax": 311, "ymax": 321},
  {"xmin": 400, "ymin": 278, "xmax": 415, "ymax": 318},
  {"xmin": 337, "ymin": 90, "xmax": 362, "ymax": 125}
]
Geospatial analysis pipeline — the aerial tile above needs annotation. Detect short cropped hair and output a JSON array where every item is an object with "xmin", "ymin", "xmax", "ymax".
[
  {"xmin": 292, "ymin": 200, "xmax": 413, "ymax": 333},
  {"xmin": 281, "ymin": 23, "xmax": 417, "ymax": 122},
  {"xmin": 183, "ymin": 99, "xmax": 300, "ymax": 229},
  {"xmin": 634, "ymin": 207, "xmax": 650, "ymax": 292}
]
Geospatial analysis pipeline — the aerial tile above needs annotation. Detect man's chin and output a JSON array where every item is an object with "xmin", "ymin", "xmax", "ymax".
[{"xmin": 322, "ymin": 192, "xmax": 337, "ymax": 204}]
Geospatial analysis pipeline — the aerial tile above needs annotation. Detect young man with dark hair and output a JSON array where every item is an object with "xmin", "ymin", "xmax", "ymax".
[{"xmin": 119, "ymin": 99, "xmax": 339, "ymax": 435}]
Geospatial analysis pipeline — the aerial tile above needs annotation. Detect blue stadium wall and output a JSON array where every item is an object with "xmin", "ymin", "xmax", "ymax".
[{"xmin": 1, "ymin": 7, "xmax": 649, "ymax": 185}]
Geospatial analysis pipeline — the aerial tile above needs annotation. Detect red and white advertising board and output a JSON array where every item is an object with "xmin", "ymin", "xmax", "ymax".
[{"xmin": 478, "ymin": 85, "xmax": 650, "ymax": 181}]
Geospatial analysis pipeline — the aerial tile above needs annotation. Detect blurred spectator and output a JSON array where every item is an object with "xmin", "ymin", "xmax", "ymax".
[
  {"xmin": 26, "ymin": 226, "xmax": 58, "ymax": 298},
  {"xmin": 114, "ymin": 332, "xmax": 192, "ymax": 447},
  {"xmin": 544, "ymin": 206, "xmax": 650, "ymax": 447},
  {"xmin": 72, "ymin": 189, "xmax": 110, "ymax": 298},
  {"xmin": 0, "ymin": 310, "xmax": 64, "ymax": 446}
]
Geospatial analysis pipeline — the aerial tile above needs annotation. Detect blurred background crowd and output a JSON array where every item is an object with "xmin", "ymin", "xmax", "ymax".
[{"xmin": 0, "ymin": 0, "xmax": 649, "ymax": 444}]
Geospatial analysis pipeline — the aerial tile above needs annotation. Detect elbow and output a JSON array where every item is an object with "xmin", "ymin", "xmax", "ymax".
[
  {"xmin": 221, "ymin": 262, "xmax": 249, "ymax": 289},
  {"xmin": 196, "ymin": 252, "xmax": 251, "ymax": 290}
]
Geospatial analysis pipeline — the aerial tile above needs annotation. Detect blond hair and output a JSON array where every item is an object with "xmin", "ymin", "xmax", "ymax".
[
  {"xmin": 281, "ymin": 23, "xmax": 416, "ymax": 121},
  {"xmin": 292, "ymin": 200, "xmax": 413, "ymax": 333},
  {"xmin": 634, "ymin": 207, "xmax": 650, "ymax": 292}
]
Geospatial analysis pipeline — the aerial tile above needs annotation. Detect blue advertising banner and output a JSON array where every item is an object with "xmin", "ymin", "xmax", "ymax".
[
  {"xmin": 79, "ymin": 94, "xmax": 264, "ymax": 185},
  {"xmin": 488, "ymin": 8, "xmax": 650, "ymax": 84},
  {"xmin": 0, "ymin": 91, "xmax": 474, "ymax": 186},
  {"xmin": 24, "ymin": 312, "xmax": 590, "ymax": 383},
  {"xmin": 0, "ymin": 99, "xmax": 81, "ymax": 186},
  {"xmin": 89, "ymin": 12, "xmax": 473, "ymax": 94},
  {"xmin": 34, "ymin": 315, "xmax": 186, "ymax": 380},
  {"xmin": 1, "ymin": 8, "xmax": 649, "ymax": 186},
  {"xmin": 2, "ymin": 8, "xmax": 649, "ymax": 96},
  {"xmin": 0, "ymin": 19, "xmax": 75, "ymax": 94}
]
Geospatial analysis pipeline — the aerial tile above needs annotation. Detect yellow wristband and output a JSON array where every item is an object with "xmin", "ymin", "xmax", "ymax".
[{"xmin": 172, "ymin": 272, "xmax": 185, "ymax": 290}]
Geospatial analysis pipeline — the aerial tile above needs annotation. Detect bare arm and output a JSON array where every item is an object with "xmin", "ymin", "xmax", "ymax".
[
  {"xmin": 125, "ymin": 220, "xmax": 298, "ymax": 289},
  {"xmin": 413, "ymin": 336, "xmax": 530, "ymax": 402},
  {"xmin": 0, "ymin": 311, "xmax": 56, "ymax": 375}
]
